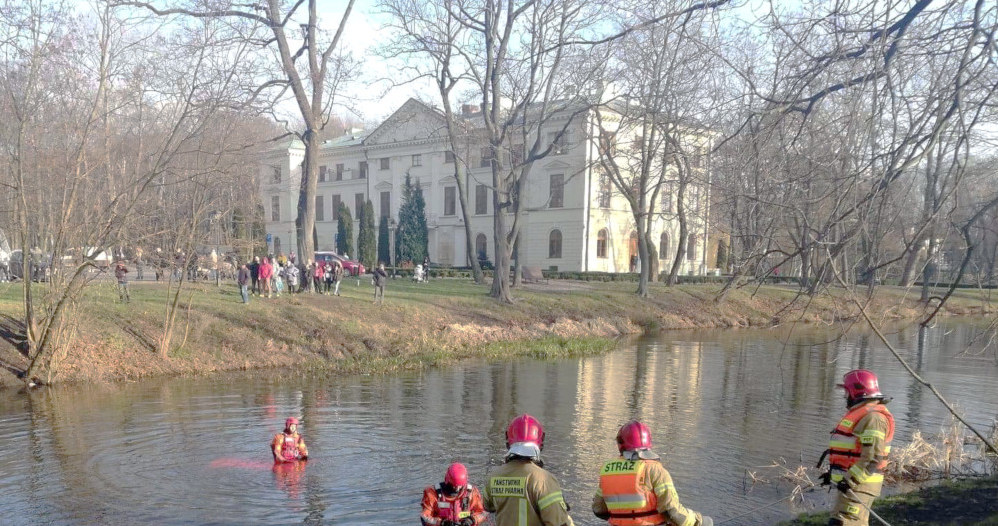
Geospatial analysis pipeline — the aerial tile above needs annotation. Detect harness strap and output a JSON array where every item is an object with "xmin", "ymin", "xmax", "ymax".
[{"xmin": 608, "ymin": 510, "xmax": 661, "ymax": 519}]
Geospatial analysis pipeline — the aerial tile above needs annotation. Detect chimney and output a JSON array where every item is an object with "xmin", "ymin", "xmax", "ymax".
[{"xmin": 461, "ymin": 104, "xmax": 479, "ymax": 115}]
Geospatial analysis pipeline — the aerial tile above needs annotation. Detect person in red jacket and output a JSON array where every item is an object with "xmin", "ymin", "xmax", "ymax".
[
  {"xmin": 271, "ymin": 417, "xmax": 309, "ymax": 463},
  {"xmin": 421, "ymin": 463, "xmax": 488, "ymax": 526},
  {"xmin": 259, "ymin": 257, "xmax": 274, "ymax": 298}
]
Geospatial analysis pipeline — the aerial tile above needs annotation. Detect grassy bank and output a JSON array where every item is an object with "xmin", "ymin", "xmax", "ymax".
[
  {"xmin": 779, "ymin": 477, "xmax": 998, "ymax": 525},
  {"xmin": 0, "ymin": 277, "xmax": 993, "ymax": 388}
]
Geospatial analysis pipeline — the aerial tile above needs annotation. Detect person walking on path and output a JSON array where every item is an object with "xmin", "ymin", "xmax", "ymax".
[
  {"xmin": 483, "ymin": 414, "xmax": 574, "ymax": 526},
  {"xmin": 373, "ymin": 263, "xmax": 388, "ymax": 304},
  {"xmin": 817, "ymin": 369, "xmax": 894, "ymax": 526},
  {"xmin": 249, "ymin": 256, "xmax": 260, "ymax": 296},
  {"xmin": 592, "ymin": 421, "xmax": 713, "ymax": 526},
  {"xmin": 237, "ymin": 264, "xmax": 251, "ymax": 304},
  {"xmin": 420, "ymin": 462, "xmax": 488, "ymax": 526},
  {"xmin": 114, "ymin": 261, "xmax": 130, "ymax": 303}
]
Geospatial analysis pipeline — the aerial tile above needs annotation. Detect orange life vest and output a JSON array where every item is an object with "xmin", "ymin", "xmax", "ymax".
[
  {"xmin": 435, "ymin": 486, "xmax": 473, "ymax": 521},
  {"xmin": 598, "ymin": 459, "xmax": 669, "ymax": 526},
  {"xmin": 828, "ymin": 402, "xmax": 894, "ymax": 471}
]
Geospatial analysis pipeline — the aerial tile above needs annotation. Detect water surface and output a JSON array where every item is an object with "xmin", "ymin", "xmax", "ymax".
[{"xmin": 1, "ymin": 318, "xmax": 996, "ymax": 525}]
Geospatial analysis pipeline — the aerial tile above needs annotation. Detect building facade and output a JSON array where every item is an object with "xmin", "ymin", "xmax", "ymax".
[{"xmin": 259, "ymin": 98, "xmax": 712, "ymax": 274}]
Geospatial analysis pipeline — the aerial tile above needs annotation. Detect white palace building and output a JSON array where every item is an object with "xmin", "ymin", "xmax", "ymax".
[{"xmin": 259, "ymin": 98, "xmax": 713, "ymax": 274}]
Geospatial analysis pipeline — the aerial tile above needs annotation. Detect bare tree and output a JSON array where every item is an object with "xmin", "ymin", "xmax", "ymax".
[{"xmin": 117, "ymin": 0, "xmax": 358, "ymax": 265}]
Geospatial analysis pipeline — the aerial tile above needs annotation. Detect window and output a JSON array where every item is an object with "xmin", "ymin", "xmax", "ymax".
[
  {"xmin": 661, "ymin": 184, "xmax": 673, "ymax": 213},
  {"xmin": 475, "ymin": 184, "xmax": 488, "ymax": 215},
  {"xmin": 444, "ymin": 186, "xmax": 456, "ymax": 216},
  {"xmin": 270, "ymin": 166, "xmax": 281, "ymax": 183},
  {"xmin": 319, "ymin": 165, "xmax": 327, "ymax": 182},
  {"xmin": 660, "ymin": 232, "xmax": 670, "ymax": 259},
  {"xmin": 549, "ymin": 230, "xmax": 562, "ymax": 259},
  {"xmin": 380, "ymin": 191, "xmax": 390, "ymax": 219},
  {"xmin": 315, "ymin": 195, "xmax": 324, "ymax": 222},
  {"xmin": 631, "ymin": 135, "xmax": 644, "ymax": 152},
  {"xmin": 332, "ymin": 194, "xmax": 341, "ymax": 220},
  {"xmin": 445, "ymin": 151, "xmax": 455, "ymax": 163},
  {"xmin": 596, "ymin": 229, "xmax": 608, "ymax": 258},
  {"xmin": 476, "ymin": 234, "xmax": 488, "ymax": 261},
  {"xmin": 355, "ymin": 193, "xmax": 364, "ymax": 219},
  {"xmin": 412, "ymin": 154, "xmax": 422, "ymax": 167},
  {"xmin": 548, "ymin": 132, "xmax": 567, "ymax": 155},
  {"xmin": 271, "ymin": 196, "xmax": 280, "ymax": 222},
  {"xmin": 273, "ymin": 236, "xmax": 281, "ymax": 255},
  {"xmin": 598, "ymin": 173, "xmax": 611, "ymax": 209},
  {"xmin": 336, "ymin": 163, "xmax": 344, "ymax": 181},
  {"xmin": 687, "ymin": 234, "xmax": 697, "ymax": 261},
  {"xmin": 380, "ymin": 157, "xmax": 390, "ymax": 170},
  {"xmin": 549, "ymin": 174, "xmax": 564, "ymax": 208},
  {"xmin": 480, "ymin": 146, "xmax": 492, "ymax": 168},
  {"xmin": 359, "ymin": 161, "xmax": 368, "ymax": 179}
]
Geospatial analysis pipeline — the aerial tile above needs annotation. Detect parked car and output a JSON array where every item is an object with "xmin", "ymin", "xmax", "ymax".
[{"xmin": 314, "ymin": 251, "xmax": 366, "ymax": 276}]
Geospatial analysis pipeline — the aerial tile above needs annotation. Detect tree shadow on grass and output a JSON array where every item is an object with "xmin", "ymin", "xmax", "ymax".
[{"xmin": 0, "ymin": 314, "xmax": 28, "ymax": 378}]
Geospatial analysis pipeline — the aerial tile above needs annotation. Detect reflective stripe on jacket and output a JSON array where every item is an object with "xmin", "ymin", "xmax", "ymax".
[
  {"xmin": 271, "ymin": 432, "xmax": 306, "ymax": 461},
  {"xmin": 597, "ymin": 459, "xmax": 668, "ymax": 526},
  {"xmin": 828, "ymin": 402, "xmax": 894, "ymax": 485}
]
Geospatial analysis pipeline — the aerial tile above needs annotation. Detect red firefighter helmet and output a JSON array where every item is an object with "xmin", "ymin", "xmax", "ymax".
[
  {"xmin": 838, "ymin": 369, "xmax": 883, "ymax": 400},
  {"xmin": 444, "ymin": 462, "xmax": 469, "ymax": 488},
  {"xmin": 616, "ymin": 421, "xmax": 653, "ymax": 452},
  {"xmin": 285, "ymin": 417, "xmax": 300, "ymax": 430},
  {"xmin": 506, "ymin": 414, "xmax": 544, "ymax": 449}
]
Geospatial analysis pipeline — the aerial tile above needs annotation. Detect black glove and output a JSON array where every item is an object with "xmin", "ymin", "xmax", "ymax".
[
  {"xmin": 459, "ymin": 519, "xmax": 475, "ymax": 526},
  {"xmin": 836, "ymin": 479, "xmax": 853, "ymax": 494},
  {"xmin": 440, "ymin": 520, "xmax": 456, "ymax": 526},
  {"xmin": 818, "ymin": 472, "xmax": 832, "ymax": 486}
]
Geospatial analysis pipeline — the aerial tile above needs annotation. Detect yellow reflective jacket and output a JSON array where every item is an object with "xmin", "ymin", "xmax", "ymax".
[
  {"xmin": 484, "ymin": 459, "xmax": 575, "ymax": 526},
  {"xmin": 593, "ymin": 455, "xmax": 702, "ymax": 526}
]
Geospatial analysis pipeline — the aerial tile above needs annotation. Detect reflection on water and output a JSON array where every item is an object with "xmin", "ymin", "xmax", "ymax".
[{"xmin": 1, "ymin": 319, "xmax": 996, "ymax": 525}]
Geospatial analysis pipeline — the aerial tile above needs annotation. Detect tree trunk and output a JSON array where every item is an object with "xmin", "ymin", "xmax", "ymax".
[
  {"xmin": 491, "ymin": 207, "xmax": 513, "ymax": 303},
  {"xmin": 295, "ymin": 129, "xmax": 319, "ymax": 263},
  {"xmin": 667, "ymin": 177, "xmax": 689, "ymax": 286}
]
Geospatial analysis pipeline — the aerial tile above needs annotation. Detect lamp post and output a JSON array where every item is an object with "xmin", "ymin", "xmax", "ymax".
[{"xmin": 388, "ymin": 217, "xmax": 397, "ymax": 278}]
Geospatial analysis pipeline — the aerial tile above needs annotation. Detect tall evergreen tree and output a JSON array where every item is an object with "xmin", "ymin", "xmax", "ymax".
[
  {"xmin": 358, "ymin": 200, "xmax": 377, "ymax": 269},
  {"xmin": 378, "ymin": 218, "xmax": 390, "ymax": 267},
  {"xmin": 336, "ymin": 202, "xmax": 353, "ymax": 257},
  {"xmin": 396, "ymin": 174, "xmax": 429, "ymax": 265}
]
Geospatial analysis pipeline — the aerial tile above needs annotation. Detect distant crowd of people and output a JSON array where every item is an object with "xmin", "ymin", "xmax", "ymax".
[{"xmin": 235, "ymin": 253, "xmax": 394, "ymax": 305}]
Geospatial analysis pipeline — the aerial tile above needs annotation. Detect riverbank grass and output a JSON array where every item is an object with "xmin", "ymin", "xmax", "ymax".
[
  {"xmin": 779, "ymin": 477, "xmax": 998, "ymax": 526},
  {"xmin": 0, "ymin": 278, "xmax": 993, "ymax": 387}
]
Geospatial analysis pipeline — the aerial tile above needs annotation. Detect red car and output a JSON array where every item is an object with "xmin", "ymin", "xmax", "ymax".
[{"xmin": 314, "ymin": 251, "xmax": 366, "ymax": 276}]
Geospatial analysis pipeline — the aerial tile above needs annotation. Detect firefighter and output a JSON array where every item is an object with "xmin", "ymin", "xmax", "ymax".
[
  {"xmin": 483, "ymin": 414, "xmax": 575, "ymax": 526},
  {"xmin": 271, "ymin": 417, "xmax": 309, "ymax": 463},
  {"xmin": 592, "ymin": 421, "xmax": 712, "ymax": 526},
  {"xmin": 818, "ymin": 369, "xmax": 894, "ymax": 526},
  {"xmin": 420, "ymin": 462, "xmax": 488, "ymax": 526}
]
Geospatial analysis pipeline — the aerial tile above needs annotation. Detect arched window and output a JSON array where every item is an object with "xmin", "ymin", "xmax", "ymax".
[
  {"xmin": 687, "ymin": 234, "xmax": 697, "ymax": 261},
  {"xmin": 596, "ymin": 229, "xmax": 608, "ymax": 259},
  {"xmin": 660, "ymin": 232, "xmax": 670, "ymax": 260},
  {"xmin": 549, "ymin": 230, "xmax": 562, "ymax": 259},
  {"xmin": 475, "ymin": 233, "xmax": 488, "ymax": 261},
  {"xmin": 273, "ymin": 236, "xmax": 281, "ymax": 256}
]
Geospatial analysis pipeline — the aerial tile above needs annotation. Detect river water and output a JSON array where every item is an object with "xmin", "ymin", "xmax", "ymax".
[{"xmin": 1, "ymin": 318, "xmax": 997, "ymax": 525}]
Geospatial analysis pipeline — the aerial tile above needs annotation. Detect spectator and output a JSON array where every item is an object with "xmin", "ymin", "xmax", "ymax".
[
  {"xmin": 249, "ymin": 256, "xmax": 260, "ymax": 295},
  {"xmin": 331, "ymin": 260, "xmax": 344, "ymax": 296},
  {"xmin": 302, "ymin": 259, "xmax": 314, "ymax": 293},
  {"xmin": 275, "ymin": 264, "xmax": 285, "ymax": 296},
  {"xmin": 313, "ymin": 260, "xmax": 325, "ymax": 294},
  {"xmin": 324, "ymin": 261, "xmax": 335, "ymax": 295},
  {"xmin": 286, "ymin": 262, "xmax": 299, "ymax": 293},
  {"xmin": 114, "ymin": 261, "xmax": 130, "ymax": 303},
  {"xmin": 373, "ymin": 263, "xmax": 388, "ymax": 304},
  {"xmin": 259, "ymin": 257, "xmax": 274, "ymax": 298},
  {"xmin": 423, "ymin": 255, "xmax": 430, "ymax": 282},
  {"xmin": 237, "ymin": 264, "xmax": 250, "ymax": 304}
]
